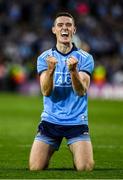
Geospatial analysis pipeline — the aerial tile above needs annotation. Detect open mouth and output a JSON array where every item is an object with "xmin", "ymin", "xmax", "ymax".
[{"xmin": 61, "ymin": 32, "xmax": 69, "ymax": 37}]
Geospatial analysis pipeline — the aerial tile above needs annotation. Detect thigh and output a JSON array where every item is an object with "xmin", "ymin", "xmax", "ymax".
[
  {"xmin": 29, "ymin": 140, "xmax": 55, "ymax": 170},
  {"xmin": 69, "ymin": 140, "xmax": 94, "ymax": 171}
]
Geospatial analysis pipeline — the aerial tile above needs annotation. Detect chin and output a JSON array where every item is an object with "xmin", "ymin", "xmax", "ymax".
[{"xmin": 60, "ymin": 40, "xmax": 71, "ymax": 44}]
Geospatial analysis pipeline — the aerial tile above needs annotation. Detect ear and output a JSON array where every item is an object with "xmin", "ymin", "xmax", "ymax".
[
  {"xmin": 52, "ymin": 26, "xmax": 56, "ymax": 34},
  {"xmin": 73, "ymin": 27, "xmax": 76, "ymax": 34}
]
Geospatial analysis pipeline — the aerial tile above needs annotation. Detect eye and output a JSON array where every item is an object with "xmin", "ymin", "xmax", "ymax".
[
  {"xmin": 57, "ymin": 23, "xmax": 63, "ymax": 27},
  {"xmin": 66, "ymin": 23, "xmax": 72, "ymax": 27}
]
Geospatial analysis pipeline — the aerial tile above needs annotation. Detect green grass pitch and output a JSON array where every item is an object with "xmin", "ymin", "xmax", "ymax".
[{"xmin": 0, "ymin": 93, "xmax": 123, "ymax": 179}]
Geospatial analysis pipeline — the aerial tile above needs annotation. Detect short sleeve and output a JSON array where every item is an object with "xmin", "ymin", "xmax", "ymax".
[
  {"xmin": 37, "ymin": 54, "xmax": 48, "ymax": 75},
  {"xmin": 79, "ymin": 54, "xmax": 94, "ymax": 76}
]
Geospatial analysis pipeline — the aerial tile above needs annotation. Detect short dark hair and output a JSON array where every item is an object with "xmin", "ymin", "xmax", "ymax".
[{"xmin": 54, "ymin": 12, "xmax": 75, "ymax": 25}]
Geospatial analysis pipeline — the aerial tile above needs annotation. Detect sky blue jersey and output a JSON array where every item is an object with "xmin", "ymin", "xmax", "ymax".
[{"xmin": 37, "ymin": 44, "xmax": 94, "ymax": 125}]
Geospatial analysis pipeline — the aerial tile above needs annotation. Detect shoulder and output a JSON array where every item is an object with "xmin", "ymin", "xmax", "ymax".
[
  {"xmin": 76, "ymin": 49, "xmax": 92, "ymax": 59},
  {"xmin": 38, "ymin": 49, "xmax": 52, "ymax": 60},
  {"xmin": 77, "ymin": 49, "xmax": 94, "ymax": 65}
]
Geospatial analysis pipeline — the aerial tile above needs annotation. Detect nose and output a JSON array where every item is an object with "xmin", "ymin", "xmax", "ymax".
[{"xmin": 62, "ymin": 24, "xmax": 67, "ymax": 29}]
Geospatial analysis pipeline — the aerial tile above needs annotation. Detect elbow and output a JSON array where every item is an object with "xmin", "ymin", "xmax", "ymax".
[
  {"xmin": 41, "ymin": 88, "xmax": 51, "ymax": 96},
  {"xmin": 42, "ymin": 91, "xmax": 51, "ymax": 96},
  {"xmin": 40, "ymin": 85, "xmax": 51, "ymax": 96},
  {"xmin": 77, "ymin": 91, "xmax": 86, "ymax": 96},
  {"xmin": 76, "ymin": 88, "xmax": 87, "ymax": 96}
]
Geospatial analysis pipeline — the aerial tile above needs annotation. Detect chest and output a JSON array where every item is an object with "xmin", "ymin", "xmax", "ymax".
[{"xmin": 54, "ymin": 56, "xmax": 71, "ymax": 86}]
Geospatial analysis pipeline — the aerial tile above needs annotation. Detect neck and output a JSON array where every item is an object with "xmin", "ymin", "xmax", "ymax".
[{"xmin": 56, "ymin": 43, "xmax": 73, "ymax": 54}]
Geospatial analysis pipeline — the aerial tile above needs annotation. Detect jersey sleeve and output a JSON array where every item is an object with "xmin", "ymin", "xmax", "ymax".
[
  {"xmin": 37, "ymin": 53, "xmax": 48, "ymax": 75},
  {"xmin": 79, "ymin": 54, "xmax": 94, "ymax": 76}
]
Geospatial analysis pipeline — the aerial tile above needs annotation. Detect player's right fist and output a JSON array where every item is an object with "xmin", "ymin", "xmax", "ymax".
[{"xmin": 46, "ymin": 56, "xmax": 57, "ymax": 71}]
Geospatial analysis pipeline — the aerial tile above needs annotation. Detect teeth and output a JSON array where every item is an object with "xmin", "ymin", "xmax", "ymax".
[{"xmin": 61, "ymin": 32, "xmax": 68, "ymax": 35}]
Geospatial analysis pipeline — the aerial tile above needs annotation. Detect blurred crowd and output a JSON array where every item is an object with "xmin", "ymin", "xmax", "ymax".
[{"xmin": 0, "ymin": 0, "xmax": 123, "ymax": 93}]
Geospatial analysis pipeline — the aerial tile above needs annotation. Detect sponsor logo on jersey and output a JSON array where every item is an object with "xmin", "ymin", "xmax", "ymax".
[{"xmin": 54, "ymin": 72, "xmax": 72, "ymax": 87}]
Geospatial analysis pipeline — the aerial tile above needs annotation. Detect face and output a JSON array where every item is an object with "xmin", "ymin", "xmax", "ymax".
[{"xmin": 52, "ymin": 16, "xmax": 76, "ymax": 44}]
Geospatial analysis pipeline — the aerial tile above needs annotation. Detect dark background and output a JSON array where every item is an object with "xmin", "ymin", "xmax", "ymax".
[{"xmin": 0, "ymin": 0, "xmax": 123, "ymax": 95}]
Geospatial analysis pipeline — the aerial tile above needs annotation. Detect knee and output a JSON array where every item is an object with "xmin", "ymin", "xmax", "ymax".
[
  {"xmin": 29, "ymin": 163, "xmax": 48, "ymax": 171},
  {"xmin": 75, "ymin": 160, "xmax": 95, "ymax": 172},
  {"xmin": 85, "ymin": 160, "xmax": 95, "ymax": 171},
  {"xmin": 29, "ymin": 166, "xmax": 41, "ymax": 171}
]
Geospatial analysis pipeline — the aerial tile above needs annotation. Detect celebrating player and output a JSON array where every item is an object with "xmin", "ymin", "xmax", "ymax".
[{"xmin": 29, "ymin": 12, "xmax": 95, "ymax": 171}]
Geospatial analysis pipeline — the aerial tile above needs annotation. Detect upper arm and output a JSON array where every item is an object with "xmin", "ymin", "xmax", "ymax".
[
  {"xmin": 37, "ymin": 53, "xmax": 48, "ymax": 75},
  {"xmin": 39, "ymin": 70, "xmax": 47, "ymax": 87},
  {"xmin": 78, "ymin": 52, "xmax": 94, "ymax": 76},
  {"xmin": 79, "ymin": 71, "xmax": 90, "ymax": 90},
  {"xmin": 37, "ymin": 54, "xmax": 48, "ymax": 88},
  {"xmin": 78, "ymin": 52, "xmax": 94, "ymax": 90}
]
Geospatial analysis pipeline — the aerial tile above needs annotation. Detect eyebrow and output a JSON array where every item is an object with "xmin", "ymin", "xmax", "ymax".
[
  {"xmin": 57, "ymin": 22, "xmax": 72, "ymax": 25},
  {"xmin": 54, "ymin": 17, "xmax": 75, "ymax": 26}
]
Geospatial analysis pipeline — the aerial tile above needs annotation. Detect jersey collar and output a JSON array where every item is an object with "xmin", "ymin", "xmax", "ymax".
[{"xmin": 52, "ymin": 43, "xmax": 78, "ymax": 56}]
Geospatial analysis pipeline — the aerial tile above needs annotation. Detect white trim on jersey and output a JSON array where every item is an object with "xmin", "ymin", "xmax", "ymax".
[
  {"xmin": 77, "ymin": 49, "xmax": 89, "ymax": 58},
  {"xmin": 39, "ymin": 49, "xmax": 52, "ymax": 59}
]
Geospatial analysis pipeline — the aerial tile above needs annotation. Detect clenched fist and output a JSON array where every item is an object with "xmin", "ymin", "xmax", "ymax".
[
  {"xmin": 46, "ymin": 56, "xmax": 57, "ymax": 71},
  {"xmin": 67, "ymin": 56, "xmax": 78, "ymax": 71}
]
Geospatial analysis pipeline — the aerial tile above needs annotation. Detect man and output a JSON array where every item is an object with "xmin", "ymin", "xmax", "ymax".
[{"xmin": 29, "ymin": 12, "xmax": 94, "ymax": 171}]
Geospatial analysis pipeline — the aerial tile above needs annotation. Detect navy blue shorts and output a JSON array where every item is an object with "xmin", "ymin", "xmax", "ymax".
[{"xmin": 35, "ymin": 121, "xmax": 90, "ymax": 150}]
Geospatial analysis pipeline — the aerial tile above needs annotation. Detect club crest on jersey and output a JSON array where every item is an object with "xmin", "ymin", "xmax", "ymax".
[
  {"xmin": 54, "ymin": 72, "xmax": 72, "ymax": 87},
  {"xmin": 82, "ymin": 115, "xmax": 86, "ymax": 120}
]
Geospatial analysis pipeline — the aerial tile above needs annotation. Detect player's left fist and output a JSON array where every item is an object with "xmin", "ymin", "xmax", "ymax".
[{"xmin": 67, "ymin": 56, "xmax": 78, "ymax": 71}]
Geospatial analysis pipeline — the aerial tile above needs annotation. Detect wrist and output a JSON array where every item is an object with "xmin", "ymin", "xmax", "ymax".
[
  {"xmin": 68, "ymin": 64, "xmax": 77, "ymax": 72},
  {"xmin": 69, "ymin": 68, "xmax": 77, "ymax": 73},
  {"xmin": 47, "ymin": 68, "xmax": 55, "ymax": 75}
]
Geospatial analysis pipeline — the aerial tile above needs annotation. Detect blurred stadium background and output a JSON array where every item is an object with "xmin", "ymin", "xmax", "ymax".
[{"xmin": 0, "ymin": 0, "xmax": 123, "ymax": 99}]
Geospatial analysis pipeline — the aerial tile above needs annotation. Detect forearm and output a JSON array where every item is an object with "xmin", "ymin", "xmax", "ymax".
[
  {"xmin": 40, "ymin": 70, "xmax": 54, "ymax": 96},
  {"xmin": 70, "ymin": 70, "xmax": 87, "ymax": 96}
]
